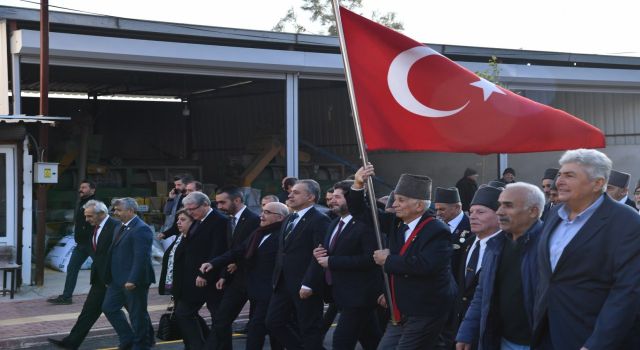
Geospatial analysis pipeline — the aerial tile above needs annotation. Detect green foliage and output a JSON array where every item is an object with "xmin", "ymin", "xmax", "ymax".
[
  {"xmin": 476, "ymin": 56, "xmax": 504, "ymax": 87},
  {"xmin": 273, "ymin": 0, "xmax": 403, "ymax": 35}
]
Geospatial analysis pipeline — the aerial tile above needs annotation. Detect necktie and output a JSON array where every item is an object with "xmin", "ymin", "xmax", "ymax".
[
  {"xmin": 398, "ymin": 224, "xmax": 410, "ymax": 242},
  {"xmin": 113, "ymin": 224, "xmax": 126, "ymax": 244},
  {"xmin": 465, "ymin": 240, "xmax": 481, "ymax": 289},
  {"xmin": 92, "ymin": 225, "xmax": 99, "ymax": 251},
  {"xmin": 230, "ymin": 216, "xmax": 237, "ymax": 235},
  {"xmin": 329, "ymin": 220, "xmax": 345, "ymax": 252},
  {"xmin": 325, "ymin": 220, "xmax": 346, "ymax": 285},
  {"xmin": 284, "ymin": 213, "xmax": 299, "ymax": 240}
]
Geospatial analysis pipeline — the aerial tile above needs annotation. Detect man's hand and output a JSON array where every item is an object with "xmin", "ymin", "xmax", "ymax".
[
  {"xmin": 156, "ymin": 233, "xmax": 166, "ymax": 240},
  {"xmin": 313, "ymin": 245, "xmax": 327, "ymax": 259},
  {"xmin": 195, "ymin": 276, "xmax": 207, "ymax": 287},
  {"xmin": 354, "ymin": 164, "xmax": 375, "ymax": 189},
  {"xmin": 168, "ymin": 188, "xmax": 177, "ymax": 199},
  {"xmin": 226, "ymin": 263, "xmax": 237, "ymax": 274},
  {"xmin": 200, "ymin": 262, "xmax": 213, "ymax": 274},
  {"xmin": 299, "ymin": 288, "xmax": 313, "ymax": 299},
  {"xmin": 124, "ymin": 282, "xmax": 136, "ymax": 291},
  {"xmin": 373, "ymin": 249, "xmax": 390, "ymax": 266},
  {"xmin": 317, "ymin": 256, "xmax": 329, "ymax": 268},
  {"xmin": 216, "ymin": 278, "xmax": 225, "ymax": 290},
  {"xmin": 377, "ymin": 294, "xmax": 387, "ymax": 308},
  {"xmin": 455, "ymin": 343, "xmax": 471, "ymax": 350}
]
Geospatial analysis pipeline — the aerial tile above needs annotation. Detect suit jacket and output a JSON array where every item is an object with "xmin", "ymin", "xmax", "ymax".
[
  {"xmin": 322, "ymin": 216, "xmax": 383, "ymax": 308},
  {"xmin": 106, "ymin": 216, "xmax": 155, "ymax": 287},
  {"xmin": 90, "ymin": 216, "xmax": 119, "ymax": 286},
  {"xmin": 208, "ymin": 223, "xmax": 282, "ymax": 302},
  {"xmin": 74, "ymin": 194, "xmax": 97, "ymax": 245},
  {"xmin": 450, "ymin": 214, "xmax": 473, "ymax": 278},
  {"xmin": 454, "ymin": 234, "xmax": 478, "ymax": 324},
  {"xmin": 347, "ymin": 188, "xmax": 457, "ymax": 318},
  {"xmin": 272, "ymin": 206, "xmax": 331, "ymax": 294},
  {"xmin": 222, "ymin": 207, "xmax": 261, "ymax": 285},
  {"xmin": 625, "ymin": 197, "xmax": 638, "ymax": 210},
  {"xmin": 533, "ymin": 194, "xmax": 640, "ymax": 350},
  {"xmin": 173, "ymin": 208, "xmax": 228, "ymax": 302}
]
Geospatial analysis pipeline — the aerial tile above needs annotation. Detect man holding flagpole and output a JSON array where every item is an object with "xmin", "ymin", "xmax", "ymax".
[{"xmin": 349, "ymin": 165, "xmax": 457, "ymax": 349}]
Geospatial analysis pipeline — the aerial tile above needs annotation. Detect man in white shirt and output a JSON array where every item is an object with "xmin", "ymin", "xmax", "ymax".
[{"xmin": 606, "ymin": 169, "xmax": 638, "ymax": 210}]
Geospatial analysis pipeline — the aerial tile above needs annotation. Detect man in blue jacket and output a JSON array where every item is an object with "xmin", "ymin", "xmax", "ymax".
[
  {"xmin": 533, "ymin": 149, "xmax": 640, "ymax": 349},
  {"xmin": 456, "ymin": 182, "xmax": 545, "ymax": 350}
]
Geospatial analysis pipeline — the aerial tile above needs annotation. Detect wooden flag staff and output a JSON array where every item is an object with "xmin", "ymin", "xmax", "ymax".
[{"xmin": 331, "ymin": 0, "xmax": 398, "ymax": 325}]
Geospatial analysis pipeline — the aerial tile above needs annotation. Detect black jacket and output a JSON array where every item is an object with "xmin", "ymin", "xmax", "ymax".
[
  {"xmin": 221, "ymin": 207, "xmax": 261, "ymax": 285},
  {"xmin": 456, "ymin": 177, "xmax": 478, "ymax": 213},
  {"xmin": 74, "ymin": 194, "xmax": 97, "ymax": 245},
  {"xmin": 450, "ymin": 213, "xmax": 473, "ymax": 278},
  {"xmin": 347, "ymin": 188, "xmax": 457, "ymax": 318},
  {"xmin": 173, "ymin": 208, "xmax": 229, "ymax": 302},
  {"xmin": 321, "ymin": 216, "xmax": 383, "ymax": 308},
  {"xmin": 90, "ymin": 216, "xmax": 119, "ymax": 286},
  {"xmin": 208, "ymin": 222, "xmax": 283, "ymax": 301},
  {"xmin": 272, "ymin": 206, "xmax": 331, "ymax": 294}
]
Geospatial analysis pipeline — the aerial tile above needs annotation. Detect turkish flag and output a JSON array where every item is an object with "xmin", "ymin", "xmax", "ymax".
[{"xmin": 338, "ymin": 7, "xmax": 605, "ymax": 154}]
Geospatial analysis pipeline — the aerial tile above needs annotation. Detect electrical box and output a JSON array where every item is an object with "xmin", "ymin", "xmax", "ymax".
[{"xmin": 34, "ymin": 162, "xmax": 59, "ymax": 184}]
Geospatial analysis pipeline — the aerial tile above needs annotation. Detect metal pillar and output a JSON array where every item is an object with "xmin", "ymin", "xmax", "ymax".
[{"xmin": 285, "ymin": 73, "xmax": 299, "ymax": 178}]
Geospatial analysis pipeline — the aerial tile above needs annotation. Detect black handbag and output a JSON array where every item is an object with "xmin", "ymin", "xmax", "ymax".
[
  {"xmin": 156, "ymin": 298, "xmax": 210, "ymax": 341},
  {"xmin": 157, "ymin": 299, "xmax": 180, "ymax": 341}
]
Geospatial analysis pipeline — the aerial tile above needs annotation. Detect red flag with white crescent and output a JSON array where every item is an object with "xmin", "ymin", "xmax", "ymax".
[{"xmin": 338, "ymin": 6, "xmax": 605, "ymax": 154}]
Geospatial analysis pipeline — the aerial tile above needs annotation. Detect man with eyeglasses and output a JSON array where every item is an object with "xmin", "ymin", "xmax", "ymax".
[
  {"xmin": 174, "ymin": 191, "xmax": 229, "ymax": 350},
  {"xmin": 201, "ymin": 201, "xmax": 289, "ymax": 349}
]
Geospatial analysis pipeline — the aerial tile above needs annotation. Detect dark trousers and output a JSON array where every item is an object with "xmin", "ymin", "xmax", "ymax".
[
  {"xmin": 266, "ymin": 287, "xmax": 325, "ymax": 350},
  {"xmin": 102, "ymin": 284, "xmax": 154, "ymax": 350},
  {"xmin": 377, "ymin": 315, "xmax": 448, "ymax": 350},
  {"xmin": 332, "ymin": 306, "xmax": 382, "ymax": 350},
  {"xmin": 321, "ymin": 302, "xmax": 338, "ymax": 336},
  {"xmin": 206, "ymin": 280, "xmax": 248, "ymax": 350},
  {"xmin": 436, "ymin": 305, "xmax": 458, "ymax": 350},
  {"xmin": 63, "ymin": 243, "xmax": 93, "ymax": 299},
  {"xmin": 246, "ymin": 298, "xmax": 284, "ymax": 350},
  {"xmin": 176, "ymin": 296, "xmax": 220, "ymax": 350},
  {"xmin": 64, "ymin": 283, "xmax": 107, "ymax": 347}
]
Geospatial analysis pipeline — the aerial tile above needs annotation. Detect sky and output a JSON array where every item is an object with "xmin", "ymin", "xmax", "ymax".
[{"xmin": 3, "ymin": 0, "xmax": 640, "ymax": 56}]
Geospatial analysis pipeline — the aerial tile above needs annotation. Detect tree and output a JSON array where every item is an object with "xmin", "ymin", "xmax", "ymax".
[{"xmin": 273, "ymin": 0, "xmax": 403, "ymax": 35}]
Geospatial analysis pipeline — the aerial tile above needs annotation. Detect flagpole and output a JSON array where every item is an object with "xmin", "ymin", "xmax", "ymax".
[{"xmin": 331, "ymin": 0, "xmax": 397, "ymax": 324}]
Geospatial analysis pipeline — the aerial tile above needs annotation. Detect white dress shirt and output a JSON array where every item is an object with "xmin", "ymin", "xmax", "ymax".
[
  {"xmin": 447, "ymin": 211, "xmax": 465, "ymax": 233},
  {"xmin": 465, "ymin": 230, "xmax": 502, "ymax": 273},
  {"xmin": 94, "ymin": 215, "xmax": 110, "ymax": 246},
  {"xmin": 403, "ymin": 216, "xmax": 422, "ymax": 242},
  {"xmin": 328, "ymin": 215, "xmax": 353, "ymax": 245}
]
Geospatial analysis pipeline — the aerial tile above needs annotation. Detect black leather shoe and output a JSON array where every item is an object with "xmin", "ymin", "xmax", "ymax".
[
  {"xmin": 47, "ymin": 295, "xmax": 73, "ymax": 305},
  {"xmin": 47, "ymin": 338, "xmax": 76, "ymax": 349}
]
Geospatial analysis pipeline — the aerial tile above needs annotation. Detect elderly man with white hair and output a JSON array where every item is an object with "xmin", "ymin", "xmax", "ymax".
[
  {"xmin": 533, "ymin": 149, "xmax": 640, "ymax": 350},
  {"xmin": 456, "ymin": 182, "xmax": 545, "ymax": 350}
]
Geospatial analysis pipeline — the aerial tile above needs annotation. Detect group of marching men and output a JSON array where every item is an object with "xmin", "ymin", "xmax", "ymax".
[{"xmin": 48, "ymin": 147, "xmax": 640, "ymax": 350}]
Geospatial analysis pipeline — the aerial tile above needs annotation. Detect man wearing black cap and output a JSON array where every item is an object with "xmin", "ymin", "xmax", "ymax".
[
  {"xmin": 351, "ymin": 165, "xmax": 456, "ymax": 349},
  {"xmin": 437, "ymin": 185, "xmax": 500, "ymax": 350},
  {"xmin": 434, "ymin": 187, "xmax": 472, "ymax": 280},
  {"xmin": 456, "ymin": 168, "xmax": 479, "ymax": 213},
  {"xmin": 607, "ymin": 169, "xmax": 638, "ymax": 210},
  {"xmin": 499, "ymin": 168, "xmax": 516, "ymax": 184},
  {"xmin": 457, "ymin": 182, "xmax": 544, "ymax": 350},
  {"xmin": 540, "ymin": 168, "xmax": 559, "ymax": 222}
]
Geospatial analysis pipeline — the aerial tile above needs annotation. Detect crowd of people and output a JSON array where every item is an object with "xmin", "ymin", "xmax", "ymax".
[{"xmin": 45, "ymin": 147, "xmax": 640, "ymax": 350}]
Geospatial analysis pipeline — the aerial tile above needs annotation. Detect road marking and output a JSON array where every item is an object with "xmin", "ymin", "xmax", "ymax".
[{"xmin": 0, "ymin": 304, "xmax": 167, "ymax": 326}]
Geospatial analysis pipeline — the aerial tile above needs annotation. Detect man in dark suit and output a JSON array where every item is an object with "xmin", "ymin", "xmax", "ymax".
[
  {"xmin": 434, "ymin": 187, "xmax": 472, "ymax": 277},
  {"xmin": 313, "ymin": 180, "xmax": 382, "ymax": 350},
  {"xmin": 533, "ymin": 149, "xmax": 640, "ymax": 349},
  {"xmin": 352, "ymin": 165, "xmax": 457, "ymax": 349},
  {"xmin": 157, "ymin": 175, "xmax": 191, "ymax": 241},
  {"xmin": 456, "ymin": 168, "xmax": 479, "ymax": 213},
  {"xmin": 174, "ymin": 191, "xmax": 229, "ymax": 350},
  {"xmin": 207, "ymin": 186, "xmax": 260, "ymax": 350},
  {"xmin": 540, "ymin": 168, "xmax": 559, "ymax": 222},
  {"xmin": 102, "ymin": 198, "xmax": 155, "ymax": 350},
  {"xmin": 266, "ymin": 179, "xmax": 331, "ymax": 350},
  {"xmin": 48, "ymin": 180, "xmax": 97, "ymax": 305},
  {"xmin": 48, "ymin": 200, "xmax": 119, "ymax": 349},
  {"xmin": 201, "ymin": 201, "xmax": 289, "ymax": 350},
  {"xmin": 606, "ymin": 169, "xmax": 638, "ymax": 210}
]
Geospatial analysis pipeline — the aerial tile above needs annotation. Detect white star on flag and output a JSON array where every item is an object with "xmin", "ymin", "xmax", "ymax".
[{"xmin": 470, "ymin": 78, "xmax": 506, "ymax": 101}]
